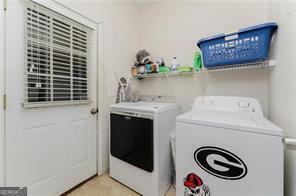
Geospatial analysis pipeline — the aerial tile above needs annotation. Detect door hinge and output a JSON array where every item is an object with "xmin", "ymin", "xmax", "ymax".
[
  {"xmin": 4, "ymin": 0, "xmax": 7, "ymax": 11},
  {"xmin": 3, "ymin": 94, "xmax": 7, "ymax": 110}
]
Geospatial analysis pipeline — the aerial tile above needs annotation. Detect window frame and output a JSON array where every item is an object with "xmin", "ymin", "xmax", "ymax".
[{"xmin": 23, "ymin": 0, "xmax": 94, "ymax": 108}]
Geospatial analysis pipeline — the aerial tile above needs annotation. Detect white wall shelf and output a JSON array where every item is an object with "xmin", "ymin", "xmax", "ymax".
[{"xmin": 132, "ymin": 60, "xmax": 276, "ymax": 79}]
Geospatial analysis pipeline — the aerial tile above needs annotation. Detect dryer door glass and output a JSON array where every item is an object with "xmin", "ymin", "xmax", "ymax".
[{"xmin": 110, "ymin": 113, "xmax": 154, "ymax": 172}]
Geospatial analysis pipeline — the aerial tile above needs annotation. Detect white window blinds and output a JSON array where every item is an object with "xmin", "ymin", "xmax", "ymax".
[{"xmin": 25, "ymin": 1, "xmax": 92, "ymax": 106}]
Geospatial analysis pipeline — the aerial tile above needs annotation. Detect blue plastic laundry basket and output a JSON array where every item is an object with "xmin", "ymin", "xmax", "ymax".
[{"xmin": 197, "ymin": 22, "xmax": 278, "ymax": 68}]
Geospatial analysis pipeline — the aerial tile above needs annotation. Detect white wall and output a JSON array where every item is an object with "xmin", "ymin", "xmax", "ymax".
[
  {"xmin": 268, "ymin": 1, "xmax": 296, "ymax": 195},
  {"xmin": 136, "ymin": 1, "xmax": 270, "ymax": 115},
  {"xmin": 0, "ymin": 0, "xmax": 5, "ymax": 187},
  {"xmin": 55, "ymin": 0, "xmax": 140, "ymax": 173}
]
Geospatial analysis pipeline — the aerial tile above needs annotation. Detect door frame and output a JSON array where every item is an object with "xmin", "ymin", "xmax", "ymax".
[
  {"xmin": 0, "ymin": 0, "xmax": 6, "ymax": 187},
  {"xmin": 0, "ymin": 0, "xmax": 104, "ymax": 186},
  {"xmin": 97, "ymin": 21, "xmax": 105, "ymax": 175}
]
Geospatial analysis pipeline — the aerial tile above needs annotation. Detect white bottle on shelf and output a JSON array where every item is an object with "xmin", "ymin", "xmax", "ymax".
[{"xmin": 171, "ymin": 57, "xmax": 180, "ymax": 72}]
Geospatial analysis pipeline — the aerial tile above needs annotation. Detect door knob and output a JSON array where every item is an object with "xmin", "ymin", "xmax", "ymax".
[{"xmin": 90, "ymin": 108, "xmax": 99, "ymax": 115}]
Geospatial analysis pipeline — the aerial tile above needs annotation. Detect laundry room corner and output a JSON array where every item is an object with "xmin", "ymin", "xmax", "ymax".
[{"xmin": 268, "ymin": 0, "xmax": 296, "ymax": 195}]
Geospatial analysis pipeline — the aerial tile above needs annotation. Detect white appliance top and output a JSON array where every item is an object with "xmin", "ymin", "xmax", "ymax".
[
  {"xmin": 177, "ymin": 96, "xmax": 283, "ymax": 137},
  {"xmin": 110, "ymin": 101, "xmax": 180, "ymax": 114}
]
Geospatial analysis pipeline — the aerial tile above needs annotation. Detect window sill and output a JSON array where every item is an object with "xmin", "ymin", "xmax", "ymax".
[{"xmin": 22, "ymin": 100, "xmax": 92, "ymax": 109}]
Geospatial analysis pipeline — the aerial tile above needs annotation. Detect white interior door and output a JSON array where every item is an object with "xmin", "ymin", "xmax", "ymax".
[{"xmin": 5, "ymin": 0, "xmax": 98, "ymax": 195}]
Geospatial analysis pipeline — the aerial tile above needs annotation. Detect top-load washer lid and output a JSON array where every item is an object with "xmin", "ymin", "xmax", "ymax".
[
  {"xmin": 177, "ymin": 96, "xmax": 283, "ymax": 137},
  {"xmin": 110, "ymin": 101, "xmax": 180, "ymax": 114}
]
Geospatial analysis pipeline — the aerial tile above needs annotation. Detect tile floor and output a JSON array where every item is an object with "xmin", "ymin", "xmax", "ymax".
[{"xmin": 67, "ymin": 173, "xmax": 176, "ymax": 196}]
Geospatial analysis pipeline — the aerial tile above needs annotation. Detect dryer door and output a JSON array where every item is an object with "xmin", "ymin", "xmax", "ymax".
[{"xmin": 110, "ymin": 112, "xmax": 154, "ymax": 172}]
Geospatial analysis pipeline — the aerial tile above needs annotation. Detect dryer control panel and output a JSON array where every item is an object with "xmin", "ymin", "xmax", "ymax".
[{"xmin": 192, "ymin": 96, "xmax": 263, "ymax": 115}]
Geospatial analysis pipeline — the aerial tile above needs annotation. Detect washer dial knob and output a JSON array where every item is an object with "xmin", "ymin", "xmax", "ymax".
[{"xmin": 239, "ymin": 101, "xmax": 250, "ymax": 108}]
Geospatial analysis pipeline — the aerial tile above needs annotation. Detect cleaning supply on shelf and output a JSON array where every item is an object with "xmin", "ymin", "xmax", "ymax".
[
  {"xmin": 138, "ymin": 65, "xmax": 146, "ymax": 74},
  {"xmin": 159, "ymin": 66, "xmax": 170, "ymax": 73},
  {"xmin": 131, "ymin": 66, "xmax": 138, "ymax": 77},
  {"xmin": 155, "ymin": 63, "xmax": 160, "ymax": 73},
  {"xmin": 177, "ymin": 66, "xmax": 194, "ymax": 73},
  {"xmin": 157, "ymin": 58, "xmax": 168, "ymax": 73},
  {"xmin": 171, "ymin": 57, "xmax": 180, "ymax": 72},
  {"xmin": 151, "ymin": 64, "xmax": 157, "ymax": 73},
  {"xmin": 146, "ymin": 64, "xmax": 151, "ymax": 74},
  {"xmin": 155, "ymin": 58, "xmax": 165, "ymax": 73},
  {"xmin": 193, "ymin": 51, "xmax": 202, "ymax": 71}
]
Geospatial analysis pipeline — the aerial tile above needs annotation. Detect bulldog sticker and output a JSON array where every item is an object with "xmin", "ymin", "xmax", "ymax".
[{"xmin": 184, "ymin": 173, "xmax": 210, "ymax": 196}]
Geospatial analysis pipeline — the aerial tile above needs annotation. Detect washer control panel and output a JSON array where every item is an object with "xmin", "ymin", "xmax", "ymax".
[{"xmin": 192, "ymin": 96, "xmax": 263, "ymax": 115}]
